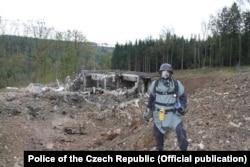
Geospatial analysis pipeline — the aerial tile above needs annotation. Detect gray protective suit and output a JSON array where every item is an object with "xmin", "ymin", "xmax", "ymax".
[{"xmin": 148, "ymin": 79, "xmax": 185, "ymax": 134}]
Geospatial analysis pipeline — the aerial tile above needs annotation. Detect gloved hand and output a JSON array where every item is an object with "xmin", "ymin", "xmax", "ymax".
[
  {"xmin": 174, "ymin": 102, "xmax": 185, "ymax": 115},
  {"xmin": 143, "ymin": 108, "xmax": 151, "ymax": 122}
]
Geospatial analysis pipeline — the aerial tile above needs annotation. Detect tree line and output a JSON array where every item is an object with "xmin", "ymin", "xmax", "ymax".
[{"xmin": 111, "ymin": 2, "xmax": 250, "ymax": 72}]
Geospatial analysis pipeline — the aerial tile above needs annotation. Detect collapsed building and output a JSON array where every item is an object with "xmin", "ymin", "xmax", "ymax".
[
  {"xmin": 69, "ymin": 70, "xmax": 153, "ymax": 97},
  {"xmin": 5, "ymin": 70, "xmax": 154, "ymax": 113},
  {"xmin": 16, "ymin": 70, "xmax": 153, "ymax": 97}
]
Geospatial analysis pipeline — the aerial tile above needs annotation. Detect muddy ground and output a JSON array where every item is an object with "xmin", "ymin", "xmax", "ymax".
[{"xmin": 0, "ymin": 70, "xmax": 250, "ymax": 167}]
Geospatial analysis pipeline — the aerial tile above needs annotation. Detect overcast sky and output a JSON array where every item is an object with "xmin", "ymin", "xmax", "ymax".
[{"xmin": 0, "ymin": 0, "xmax": 237, "ymax": 45}]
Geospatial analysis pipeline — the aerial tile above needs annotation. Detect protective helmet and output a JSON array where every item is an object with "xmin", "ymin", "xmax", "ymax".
[{"xmin": 159, "ymin": 63, "xmax": 173, "ymax": 74}]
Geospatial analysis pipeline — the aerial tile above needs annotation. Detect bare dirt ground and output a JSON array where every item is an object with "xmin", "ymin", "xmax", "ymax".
[{"xmin": 0, "ymin": 70, "xmax": 250, "ymax": 167}]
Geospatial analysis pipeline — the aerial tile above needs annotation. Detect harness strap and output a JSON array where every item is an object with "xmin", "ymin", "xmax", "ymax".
[
  {"xmin": 155, "ymin": 91, "xmax": 175, "ymax": 95},
  {"xmin": 156, "ymin": 108, "xmax": 175, "ymax": 113},
  {"xmin": 155, "ymin": 102, "xmax": 175, "ymax": 106}
]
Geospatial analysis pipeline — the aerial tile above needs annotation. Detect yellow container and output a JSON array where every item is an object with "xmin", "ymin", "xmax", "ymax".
[{"xmin": 159, "ymin": 109, "xmax": 165, "ymax": 121}]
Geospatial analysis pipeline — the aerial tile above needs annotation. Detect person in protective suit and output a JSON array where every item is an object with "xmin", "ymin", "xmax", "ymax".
[{"xmin": 144, "ymin": 63, "xmax": 188, "ymax": 151}]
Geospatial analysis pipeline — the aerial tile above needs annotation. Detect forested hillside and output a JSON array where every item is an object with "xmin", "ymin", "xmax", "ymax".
[{"xmin": 0, "ymin": 35, "xmax": 113, "ymax": 88}]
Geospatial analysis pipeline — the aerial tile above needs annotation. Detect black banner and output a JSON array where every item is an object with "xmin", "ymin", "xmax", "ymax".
[{"xmin": 24, "ymin": 151, "xmax": 249, "ymax": 167}]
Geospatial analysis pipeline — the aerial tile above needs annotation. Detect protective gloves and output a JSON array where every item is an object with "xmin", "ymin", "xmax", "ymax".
[
  {"xmin": 143, "ymin": 108, "xmax": 151, "ymax": 122},
  {"xmin": 174, "ymin": 102, "xmax": 185, "ymax": 115}
]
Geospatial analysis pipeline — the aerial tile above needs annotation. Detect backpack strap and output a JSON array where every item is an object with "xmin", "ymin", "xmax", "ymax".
[
  {"xmin": 153, "ymin": 79, "xmax": 160, "ymax": 94},
  {"xmin": 173, "ymin": 79, "xmax": 179, "ymax": 97}
]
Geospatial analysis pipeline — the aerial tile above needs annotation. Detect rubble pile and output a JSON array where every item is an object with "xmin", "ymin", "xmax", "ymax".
[{"xmin": 0, "ymin": 71, "xmax": 250, "ymax": 167}]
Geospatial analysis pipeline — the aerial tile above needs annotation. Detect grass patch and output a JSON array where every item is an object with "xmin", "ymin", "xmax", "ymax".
[{"xmin": 174, "ymin": 66, "xmax": 250, "ymax": 78}]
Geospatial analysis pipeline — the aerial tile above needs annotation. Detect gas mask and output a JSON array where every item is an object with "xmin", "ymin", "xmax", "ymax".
[{"xmin": 161, "ymin": 70, "xmax": 170, "ymax": 80}]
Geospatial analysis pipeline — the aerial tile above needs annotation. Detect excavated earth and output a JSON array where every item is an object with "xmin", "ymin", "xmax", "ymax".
[{"xmin": 0, "ymin": 70, "xmax": 250, "ymax": 167}]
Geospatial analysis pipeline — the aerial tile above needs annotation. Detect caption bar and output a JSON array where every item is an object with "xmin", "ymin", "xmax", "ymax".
[{"xmin": 24, "ymin": 151, "xmax": 249, "ymax": 167}]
